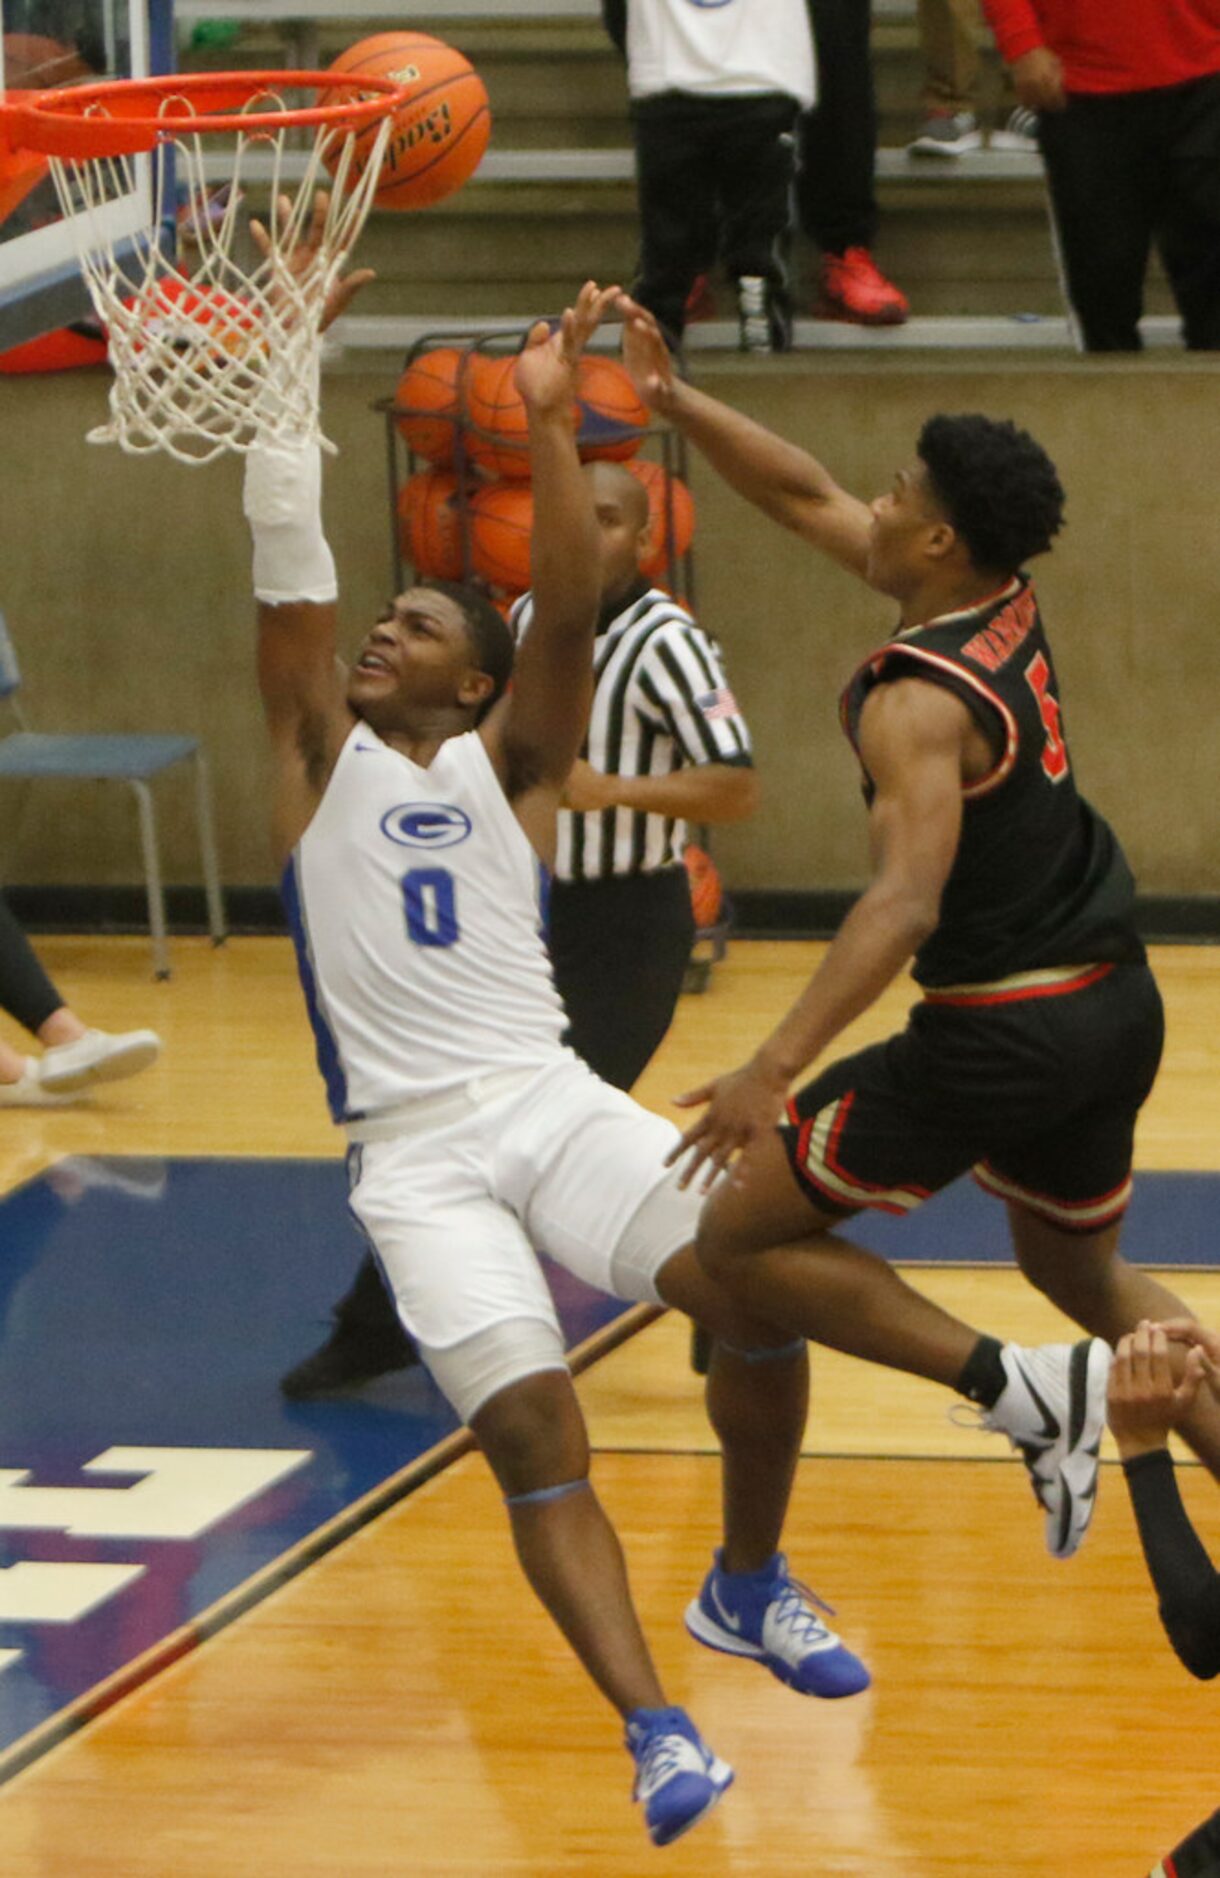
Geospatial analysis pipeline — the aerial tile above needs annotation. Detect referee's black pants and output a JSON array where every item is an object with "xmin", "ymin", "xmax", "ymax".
[
  {"xmin": 1039, "ymin": 74, "xmax": 1220, "ymax": 352},
  {"xmin": 629, "ymin": 92, "xmax": 800, "ymax": 343},
  {"xmin": 333, "ymin": 868, "xmax": 696, "ymax": 1337},
  {"xmin": 548, "ymin": 868, "xmax": 695, "ymax": 1095}
]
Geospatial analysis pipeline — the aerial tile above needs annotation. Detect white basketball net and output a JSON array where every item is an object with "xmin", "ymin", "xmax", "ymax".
[{"xmin": 43, "ymin": 97, "xmax": 392, "ymax": 464}]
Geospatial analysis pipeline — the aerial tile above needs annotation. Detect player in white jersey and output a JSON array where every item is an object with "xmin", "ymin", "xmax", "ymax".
[{"xmin": 244, "ymin": 276, "xmax": 873, "ymax": 1848}]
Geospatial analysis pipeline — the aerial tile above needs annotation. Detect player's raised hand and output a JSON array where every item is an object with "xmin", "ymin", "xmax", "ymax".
[
  {"xmin": 513, "ymin": 281, "xmax": 621, "ymax": 413},
  {"xmin": 249, "ymin": 190, "xmax": 376, "ymax": 332},
  {"xmin": 615, "ymin": 292, "xmax": 677, "ymax": 414},
  {"xmin": 665, "ymin": 1055, "xmax": 790, "ymax": 1192}
]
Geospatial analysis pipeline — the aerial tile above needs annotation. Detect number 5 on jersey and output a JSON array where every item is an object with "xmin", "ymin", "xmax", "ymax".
[{"xmin": 1025, "ymin": 651, "xmax": 1069, "ymax": 782}]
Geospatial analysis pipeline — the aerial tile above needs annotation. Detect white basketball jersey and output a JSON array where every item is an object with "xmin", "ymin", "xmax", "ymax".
[
  {"xmin": 285, "ymin": 723, "xmax": 568, "ymax": 1119},
  {"xmin": 625, "ymin": 0, "xmax": 815, "ymax": 108}
]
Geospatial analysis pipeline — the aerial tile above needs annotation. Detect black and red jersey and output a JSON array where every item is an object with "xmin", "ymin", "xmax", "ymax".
[{"xmin": 839, "ymin": 575, "xmax": 1146, "ymax": 988}]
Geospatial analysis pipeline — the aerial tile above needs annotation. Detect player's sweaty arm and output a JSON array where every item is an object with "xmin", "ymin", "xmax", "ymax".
[
  {"xmin": 757, "ymin": 681, "xmax": 965, "ymax": 1077},
  {"xmin": 616, "ymin": 292, "xmax": 873, "ymax": 576},
  {"xmin": 668, "ymin": 678, "xmax": 969, "ymax": 1186},
  {"xmin": 485, "ymin": 284, "xmax": 618, "ymax": 809}
]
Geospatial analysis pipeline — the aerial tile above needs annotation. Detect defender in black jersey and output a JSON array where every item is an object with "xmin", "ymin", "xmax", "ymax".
[{"xmin": 617, "ymin": 291, "xmax": 1220, "ymax": 1487}]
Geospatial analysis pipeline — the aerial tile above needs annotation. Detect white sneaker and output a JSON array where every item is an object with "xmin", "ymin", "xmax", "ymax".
[
  {"xmin": 990, "ymin": 106, "xmax": 1040, "ymax": 153},
  {"xmin": 979, "ymin": 1340, "xmax": 1110, "ymax": 1558},
  {"xmin": 736, "ymin": 275, "xmax": 773, "ymax": 353},
  {"xmin": 908, "ymin": 111, "xmax": 984, "ymax": 157},
  {"xmin": 38, "ymin": 1028, "xmax": 162, "ymax": 1094},
  {"xmin": 0, "ymin": 1059, "xmax": 74, "ymax": 1106}
]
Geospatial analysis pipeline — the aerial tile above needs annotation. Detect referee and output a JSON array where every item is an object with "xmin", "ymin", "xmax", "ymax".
[
  {"xmin": 524, "ymin": 458, "xmax": 758, "ymax": 1090},
  {"xmin": 280, "ymin": 458, "xmax": 759, "ymax": 1396}
]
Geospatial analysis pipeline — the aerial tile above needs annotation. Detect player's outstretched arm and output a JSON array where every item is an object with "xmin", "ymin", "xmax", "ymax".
[
  {"xmin": 668, "ymin": 678, "xmax": 968, "ymax": 1189},
  {"xmin": 615, "ymin": 293, "xmax": 874, "ymax": 577},
  {"xmin": 1110, "ymin": 1323, "xmax": 1220, "ymax": 1680},
  {"xmin": 245, "ymin": 439, "xmax": 355, "ymax": 868},
  {"xmin": 243, "ymin": 193, "xmax": 369, "ymax": 864},
  {"xmin": 486, "ymin": 282, "xmax": 619, "ymax": 809}
]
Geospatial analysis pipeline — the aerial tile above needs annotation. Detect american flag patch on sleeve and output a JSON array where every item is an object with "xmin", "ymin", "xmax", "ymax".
[{"xmin": 695, "ymin": 687, "xmax": 740, "ymax": 721}]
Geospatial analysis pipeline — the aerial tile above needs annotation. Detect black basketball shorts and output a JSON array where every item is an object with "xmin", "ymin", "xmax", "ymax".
[{"xmin": 779, "ymin": 962, "xmax": 1164, "ymax": 1233}]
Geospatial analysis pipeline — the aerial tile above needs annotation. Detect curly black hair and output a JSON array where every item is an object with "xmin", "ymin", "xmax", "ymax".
[
  {"xmin": 916, "ymin": 414, "xmax": 1066, "ymax": 574},
  {"xmin": 422, "ymin": 577, "xmax": 515, "ymax": 722}
]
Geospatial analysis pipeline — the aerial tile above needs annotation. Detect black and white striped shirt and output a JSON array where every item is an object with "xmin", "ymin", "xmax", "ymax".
[{"xmin": 511, "ymin": 580, "xmax": 753, "ymax": 882}]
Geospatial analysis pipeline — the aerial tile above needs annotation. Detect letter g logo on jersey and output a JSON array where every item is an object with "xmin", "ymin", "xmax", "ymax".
[{"xmin": 380, "ymin": 803, "xmax": 473, "ymax": 849}]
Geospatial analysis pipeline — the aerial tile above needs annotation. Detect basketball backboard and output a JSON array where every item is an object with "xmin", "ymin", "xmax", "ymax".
[{"xmin": 0, "ymin": 0, "xmax": 173, "ymax": 349}]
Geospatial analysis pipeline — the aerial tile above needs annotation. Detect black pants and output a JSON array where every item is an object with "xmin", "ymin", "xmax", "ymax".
[
  {"xmin": 797, "ymin": 0, "xmax": 879, "ymax": 254},
  {"xmin": 1039, "ymin": 74, "xmax": 1220, "ymax": 351},
  {"xmin": 630, "ymin": 91, "xmax": 799, "ymax": 342},
  {"xmin": 1157, "ymin": 1805, "xmax": 1220, "ymax": 1876},
  {"xmin": 335, "ymin": 868, "xmax": 696, "ymax": 1335},
  {"xmin": 0, "ymin": 892, "xmax": 62, "ymax": 1035}
]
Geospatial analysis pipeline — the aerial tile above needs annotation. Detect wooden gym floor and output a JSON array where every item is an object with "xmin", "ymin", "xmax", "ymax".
[{"xmin": 0, "ymin": 935, "xmax": 1217, "ymax": 1876}]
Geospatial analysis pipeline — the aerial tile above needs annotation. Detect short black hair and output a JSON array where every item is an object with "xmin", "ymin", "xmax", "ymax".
[
  {"xmin": 422, "ymin": 578, "xmax": 515, "ymax": 721},
  {"xmin": 916, "ymin": 414, "xmax": 1066, "ymax": 574}
]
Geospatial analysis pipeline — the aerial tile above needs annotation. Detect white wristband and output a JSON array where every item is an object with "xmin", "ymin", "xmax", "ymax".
[{"xmin": 243, "ymin": 434, "xmax": 338, "ymax": 605}]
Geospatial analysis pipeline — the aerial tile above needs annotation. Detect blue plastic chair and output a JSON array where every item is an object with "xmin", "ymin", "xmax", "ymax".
[{"xmin": 0, "ymin": 610, "xmax": 226, "ymax": 978}]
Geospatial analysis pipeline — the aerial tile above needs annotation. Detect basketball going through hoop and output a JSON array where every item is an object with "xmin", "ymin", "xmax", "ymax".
[{"xmin": 327, "ymin": 33, "xmax": 491, "ymax": 210}]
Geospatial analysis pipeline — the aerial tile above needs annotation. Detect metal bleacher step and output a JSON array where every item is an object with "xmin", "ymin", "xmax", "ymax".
[
  {"xmin": 326, "ymin": 312, "xmax": 1183, "ymax": 360},
  {"xmin": 200, "ymin": 145, "xmax": 1044, "ymax": 187}
]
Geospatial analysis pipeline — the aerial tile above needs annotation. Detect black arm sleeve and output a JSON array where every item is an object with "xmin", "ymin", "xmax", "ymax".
[
  {"xmin": 601, "ymin": 0, "xmax": 627, "ymax": 56},
  {"xmin": 1123, "ymin": 1448, "xmax": 1220, "ymax": 1680}
]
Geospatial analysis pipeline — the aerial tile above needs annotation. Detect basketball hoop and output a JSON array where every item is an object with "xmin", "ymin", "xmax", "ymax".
[{"xmin": 0, "ymin": 73, "xmax": 410, "ymax": 463}]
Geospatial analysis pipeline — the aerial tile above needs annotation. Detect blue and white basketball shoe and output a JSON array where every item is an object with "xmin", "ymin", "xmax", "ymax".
[
  {"xmin": 624, "ymin": 1706, "xmax": 733, "ymax": 1847},
  {"xmin": 685, "ymin": 1550, "xmax": 871, "ymax": 1698}
]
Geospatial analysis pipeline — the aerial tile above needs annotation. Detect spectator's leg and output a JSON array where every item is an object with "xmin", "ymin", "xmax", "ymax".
[
  {"xmin": 716, "ymin": 96, "xmax": 801, "ymax": 345},
  {"xmin": 917, "ymin": 0, "xmax": 979, "ymax": 118},
  {"xmin": 1038, "ymin": 92, "xmax": 1159, "ymax": 352},
  {"xmin": 1157, "ymin": 74, "xmax": 1220, "ymax": 351},
  {"xmin": 798, "ymin": 0, "xmax": 907, "ymax": 322},
  {"xmin": 0, "ymin": 891, "xmax": 66, "ymax": 1037},
  {"xmin": 797, "ymin": 0, "xmax": 879, "ymax": 255},
  {"xmin": 630, "ymin": 99, "xmax": 720, "ymax": 346}
]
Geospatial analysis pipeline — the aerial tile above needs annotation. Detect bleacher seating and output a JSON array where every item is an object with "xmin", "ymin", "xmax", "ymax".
[{"xmin": 175, "ymin": 2, "xmax": 1178, "ymax": 352}]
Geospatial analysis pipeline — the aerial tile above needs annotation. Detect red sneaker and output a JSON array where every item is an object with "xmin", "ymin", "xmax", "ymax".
[
  {"xmin": 816, "ymin": 249, "xmax": 909, "ymax": 326},
  {"xmin": 684, "ymin": 272, "xmax": 716, "ymax": 322}
]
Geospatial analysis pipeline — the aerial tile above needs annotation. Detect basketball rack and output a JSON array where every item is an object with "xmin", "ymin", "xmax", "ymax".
[
  {"xmin": 373, "ymin": 325, "xmax": 732, "ymax": 988},
  {"xmin": 0, "ymin": 71, "xmax": 411, "ymax": 462},
  {"xmin": 373, "ymin": 324, "xmax": 698, "ymax": 606}
]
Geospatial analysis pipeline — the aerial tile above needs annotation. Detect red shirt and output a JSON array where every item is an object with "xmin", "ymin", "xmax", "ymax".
[{"xmin": 981, "ymin": 0, "xmax": 1220, "ymax": 93}]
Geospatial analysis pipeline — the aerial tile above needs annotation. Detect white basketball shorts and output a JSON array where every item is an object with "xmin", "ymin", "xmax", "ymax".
[{"xmin": 345, "ymin": 1053, "xmax": 701, "ymax": 1354}]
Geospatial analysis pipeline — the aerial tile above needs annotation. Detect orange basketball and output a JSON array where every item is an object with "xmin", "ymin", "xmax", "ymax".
[
  {"xmin": 576, "ymin": 355, "xmax": 648, "ymax": 463},
  {"xmin": 469, "ymin": 482, "xmax": 534, "ymax": 590},
  {"xmin": 2, "ymin": 32, "xmax": 92, "ymax": 87},
  {"xmin": 398, "ymin": 467, "xmax": 466, "ymax": 580},
  {"xmin": 393, "ymin": 346, "xmax": 466, "ymax": 464},
  {"xmin": 628, "ymin": 460, "xmax": 696, "ymax": 578},
  {"xmin": 464, "ymin": 353, "xmax": 531, "ymax": 479},
  {"xmin": 327, "ymin": 33, "xmax": 491, "ymax": 211}
]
